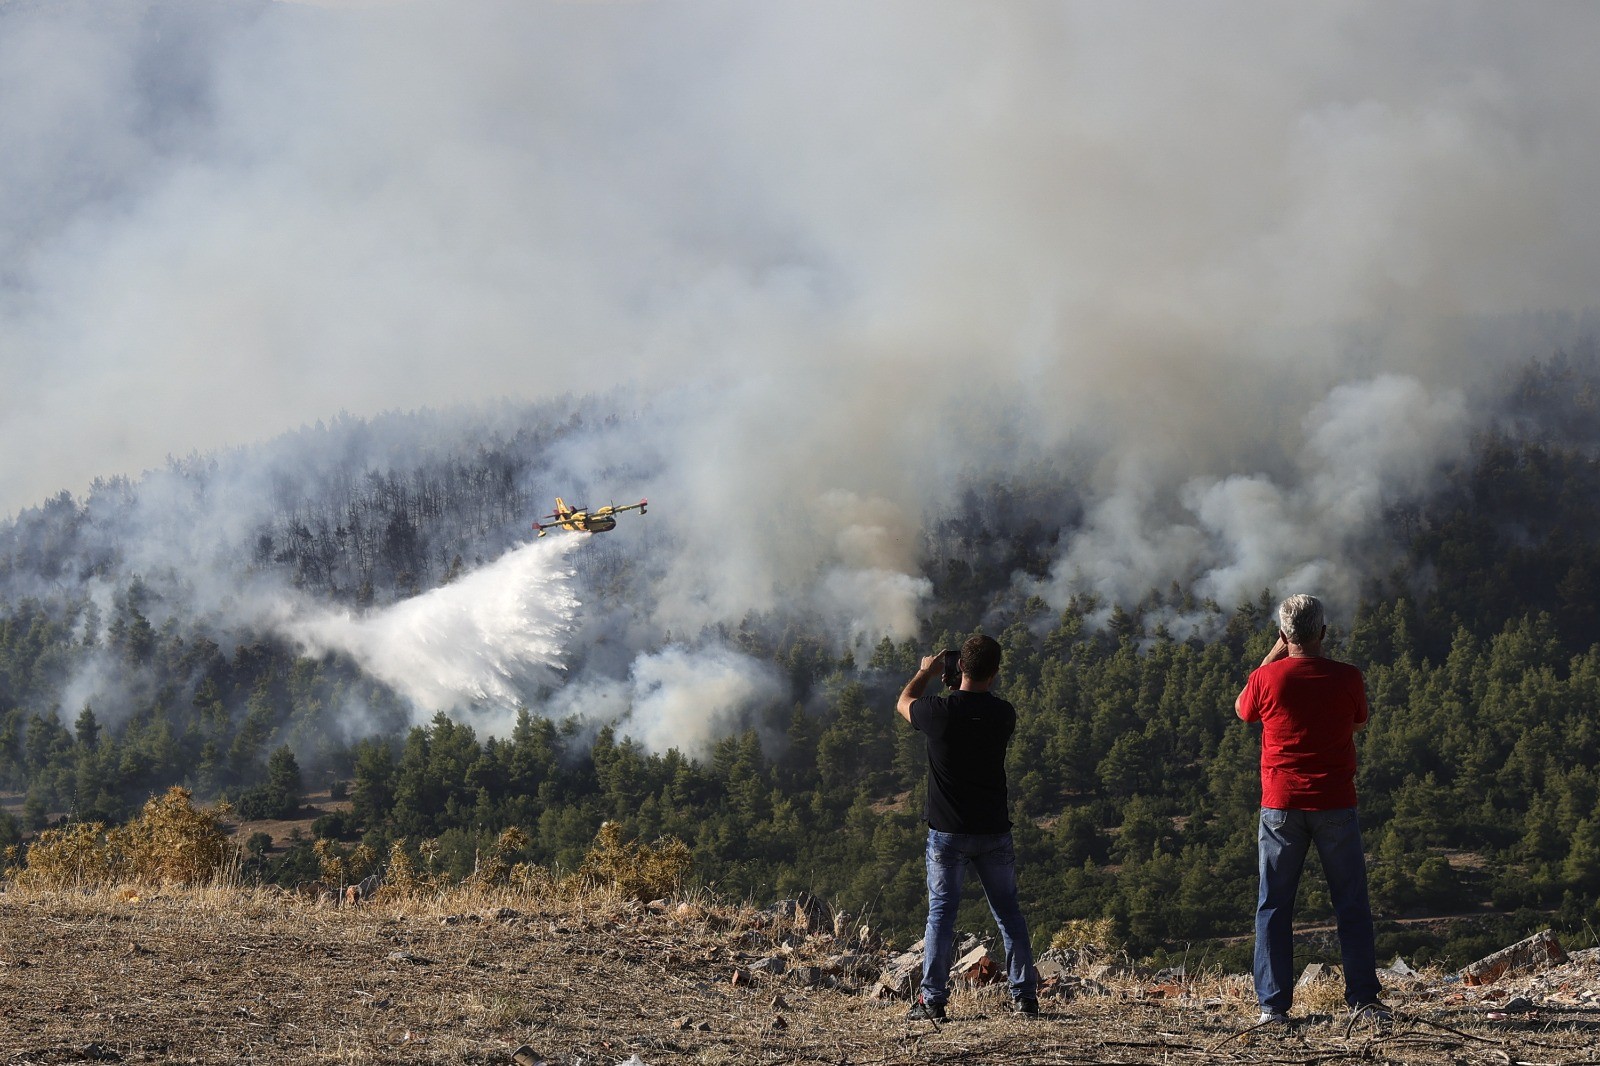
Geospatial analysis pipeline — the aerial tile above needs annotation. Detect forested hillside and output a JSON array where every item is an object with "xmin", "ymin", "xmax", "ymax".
[{"xmin": 5, "ymin": 350, "xmax": 1600, "ymax": 966}]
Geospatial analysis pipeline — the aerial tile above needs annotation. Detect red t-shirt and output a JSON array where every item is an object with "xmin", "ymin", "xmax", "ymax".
[{"xmin": 1237, "ymin": 655, "xmax": 1369, "ymax": 810}]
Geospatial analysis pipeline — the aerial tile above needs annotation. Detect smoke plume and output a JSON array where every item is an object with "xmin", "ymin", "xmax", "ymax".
[{"xmin": 5, "ymin": 1, "xmax": 1600, "ymax": 746}]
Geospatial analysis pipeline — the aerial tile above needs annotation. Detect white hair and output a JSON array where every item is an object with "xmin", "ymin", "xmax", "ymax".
[{"xmin": 1278, "ymin": 594, "xmax": 1325, "ymax": 645}]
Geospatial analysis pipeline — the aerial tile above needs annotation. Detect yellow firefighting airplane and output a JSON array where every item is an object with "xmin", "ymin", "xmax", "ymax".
[{"xmin": 532, "ymin": 497, "xmax": 648, "ymax": 537}]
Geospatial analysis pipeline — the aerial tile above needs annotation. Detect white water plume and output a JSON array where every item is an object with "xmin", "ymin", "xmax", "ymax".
[{"xmin": 285, "ymin": 537, "xmax": 580, "ymax": 719}]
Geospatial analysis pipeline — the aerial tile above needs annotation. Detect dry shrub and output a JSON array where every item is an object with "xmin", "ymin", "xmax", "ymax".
[
  {"xmin": 313, "ymin": 838, "xmax": 377, "ymax": 887},
  {"xmin": 17, "ymin": 787, "xmax": 235, "ymax": 889},
  {"xmin": 15, "ymin": 821, "xmax": 119, "ymax": 887},
  {"xmin": 579, "ymin": 821, "xmax": 692, "ymax": 901},
  {"xmin": 1050, "ymin": 916, "xmax": 1124, "ymax": 960},
  {"xmin": 381, "ymin": 838, "xmax": 431, "ymax": 897},
  {"xmin": 509, "ymin": 860, "xmax": 557, "ymax": 897},
  {"xmin": 115, "ymin": 787, "xmax": 236, "ymax": 884},
  {"xmin": 466, "ymin": 827, "xmax": 531, "ymax": 891}
]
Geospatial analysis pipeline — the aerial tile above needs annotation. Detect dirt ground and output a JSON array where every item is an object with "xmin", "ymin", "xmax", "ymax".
[{"xmin": 2, "ymin": 886, "xmax": 1598, "ymax": 1066}]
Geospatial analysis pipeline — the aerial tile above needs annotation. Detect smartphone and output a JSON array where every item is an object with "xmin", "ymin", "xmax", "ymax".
[{"xmin": 940, "ymin": 649, "xmax": 961, "ymax": 689}]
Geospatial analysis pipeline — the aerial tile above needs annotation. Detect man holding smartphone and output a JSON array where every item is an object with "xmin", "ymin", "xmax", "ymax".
[
  {"xmin": 896, "ymin": 634, "xmax": 1038, "ymax": 1020},
  {"xmin": 1235, "ymin": 594, "xmax": 1390, "ymax": 1027}
]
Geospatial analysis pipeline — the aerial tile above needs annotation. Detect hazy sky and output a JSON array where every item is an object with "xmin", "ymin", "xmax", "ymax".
[{"xmin": 4, "ymin": 1, "xmax": 1600, "ymax": 623}]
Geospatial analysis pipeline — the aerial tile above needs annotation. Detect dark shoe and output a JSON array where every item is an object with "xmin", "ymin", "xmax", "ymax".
[
  {"xmin": 1351, "ymin": 1001, "xmax": 1394, "ymax": 1024},
  {"xmin": 907, "ymin": 998, "xmax": 946, "ymax": 1021},
  {"xmin": 1013, "ymin": 997, "xmax": 1040, "ymax": 1016}
]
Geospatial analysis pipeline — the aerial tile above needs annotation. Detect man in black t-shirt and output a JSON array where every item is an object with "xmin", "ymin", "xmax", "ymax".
[{"xmin": 896, "ymin": 634, "xmax": 1038, "ymax": 1020}]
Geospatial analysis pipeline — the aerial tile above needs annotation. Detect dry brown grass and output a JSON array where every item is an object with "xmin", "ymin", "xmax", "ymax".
[
  {"xmin": 6, "ymin": 816, "xmax": 1597, "ymax": 1063},
  {"xmin": 4, "ymin": 879, "xmax": 1599, "ymax": 1065}
]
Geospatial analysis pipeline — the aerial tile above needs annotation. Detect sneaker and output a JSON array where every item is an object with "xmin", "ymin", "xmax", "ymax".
[
  {"xmin": 1013, "ymin": 997, "xmax": 1040, "ymax": 1016},
  {"xmin": 1351, "ymin": 1001, "xmax": 1395, "ymax": 1024},
  {"xmin": 907, "ymin": 998, "xmax": 946, "ymax": 1021},
  {"xmin": 1257, "ymin": 1008, "xmax": 1291, "ymax": 1026}
]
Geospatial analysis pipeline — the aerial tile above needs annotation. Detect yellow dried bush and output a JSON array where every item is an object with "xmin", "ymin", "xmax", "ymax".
[
  {"xmin": 579, "ymin": 821, "xmax": 692, "ymax": 901},
  {"xmin": 1050, "ymin": 916, "xmax": 1123, "ymax": 959},
  {"xmin": 383, "ymin": 838, "xmax": 424, "ymax": 895},
  {"xmin": 17, "ymin": 787, "xmax": 234, "ymax": 889},
  {"xmin": 509, "ymin": 861, "xmax": 555, "ymax": 896},
  {"xmin": 15, "ymin": 821, "xmax": 118, "ymax": 888},
  {"xmin": 467, "ymin": 827, "xmax": 533, "ymax": 890},
  {"xmin": 112, "ymin": 787, "xmax": 235, "ymax": 885},
  {"xmin": 313, "ymin": 838, "xmax": 377, "ymax": 887}
]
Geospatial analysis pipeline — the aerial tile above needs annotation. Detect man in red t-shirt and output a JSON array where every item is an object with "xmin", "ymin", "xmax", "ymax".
[{"xmin": 1235, "ymin": 594, "xmax": 1389, "ymax": 1027}]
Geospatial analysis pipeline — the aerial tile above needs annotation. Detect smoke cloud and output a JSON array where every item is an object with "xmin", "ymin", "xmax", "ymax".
[
  {"xmin": 5, "ymin": 1, "xmax": 1600, "ymax": 744},
  {"xmin": 1035, "ymin": 374, "xmax": 1472, "ymax": 629},
  {"xmin": 550, "ymin": 643, "xmax": 788, "ymax": 758}
]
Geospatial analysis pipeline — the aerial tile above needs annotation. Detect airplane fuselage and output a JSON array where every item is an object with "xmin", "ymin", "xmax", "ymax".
[{"xmin": 566, "ymin": 513, "xmax": 616, "ymax": 534}]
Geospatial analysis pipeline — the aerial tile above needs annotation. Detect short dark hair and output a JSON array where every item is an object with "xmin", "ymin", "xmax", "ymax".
[{"xmin": 960, "ymin": 634, "xmax": 1001, "ymax": 682}]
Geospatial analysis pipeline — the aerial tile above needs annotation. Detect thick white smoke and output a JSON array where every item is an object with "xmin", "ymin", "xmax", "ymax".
[
  {"xmin": 6, "ymin": 1, "xmax": 1600, "ymax": 743},
  {"xmin": 550, "ymin": 643, "xmax": 788, "ymax": 757},
  {"xmin": 1036, "ymin": 375, "xmax": 1472, "ymax": 628}
]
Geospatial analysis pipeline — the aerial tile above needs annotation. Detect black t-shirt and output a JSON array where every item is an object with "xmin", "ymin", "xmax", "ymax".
[{"xmin": 909, "ymin": 689, "xmax": 1016, "ymax": 834}]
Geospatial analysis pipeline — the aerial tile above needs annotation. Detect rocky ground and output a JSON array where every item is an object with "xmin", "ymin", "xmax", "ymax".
[{"xmin": 2, "ymin": 885, "xmax": 1598, "ymax": 1065}]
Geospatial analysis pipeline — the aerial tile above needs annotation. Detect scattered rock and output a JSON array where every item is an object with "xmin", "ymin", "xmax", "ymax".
[
  {"xmin": 787, "ymin": 964, "xmax": 826, "ymax": 988},
  {"xmin": 1460, "ymin": 929, "xmax": 1567, "ymax": 986},
  {"xmin": 874, "ymin": 948, "xmax": 923, "ymax": 999},
  {"xmin": 953, "ymin": 944, "xmax": 998, "ymax": 985},
  {"xmin": 1384, "ymin": 955, "xmax": 1418, "ymax": 977},
  {"xmin": 511, "ymin": 1044, "xmax": 547, "ymax": 1066},
  {"xmin": 771, "ymin": 893, "xmax": 832, "ymax": 936},
  {"xmin": 386, "ymin": 951, "xmax": 432, "ymax": 966},
  {"xmin": 826, "ymin": 953, "xmax": 878, "ymax": 980}
]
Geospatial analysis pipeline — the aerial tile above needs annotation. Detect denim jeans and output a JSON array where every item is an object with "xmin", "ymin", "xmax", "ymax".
[
  {"xmin": 1255, "ymin": 807, "xmax": 1381, "ymax": 1012},
  {"xmin": 920, "ymin": 829, "xmax": 1037, "ymax": 1005}
]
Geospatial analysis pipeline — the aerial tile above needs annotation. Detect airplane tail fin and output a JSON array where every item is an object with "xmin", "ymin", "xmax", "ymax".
[{"xmin": 553, "ymin": 497, "xmax": 571, "ymax": 516}]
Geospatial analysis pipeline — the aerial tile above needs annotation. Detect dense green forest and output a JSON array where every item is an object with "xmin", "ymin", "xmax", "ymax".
[{"xmin": 5, "ymin": 351, "xmax": 1600, "ymax": 969}]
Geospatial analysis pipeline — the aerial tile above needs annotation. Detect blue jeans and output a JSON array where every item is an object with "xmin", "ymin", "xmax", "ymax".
[
  {"xmin": 1255, "ymin": 807, "xmax": 1381, "ymax": 1012},
  {"xmin": 921, "ymin": 829, "xmax": 1036, "ymax": 1005}
]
